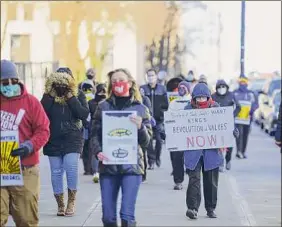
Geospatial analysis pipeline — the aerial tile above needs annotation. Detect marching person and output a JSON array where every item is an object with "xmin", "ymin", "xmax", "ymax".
[
  {"xmin": 157, "ymin": 70, "xmax": 168, "ymax": 86},
  {"xmin": 140, "ymin": 69, "xmax": 168, "ymax": 169},
  {"xmin": 184, "ymin": 83, "xmax": 223, "ymax": 220},
  {"xmin": 88, "ymin": 82, "xmax": 107, "ymax": 183},
  {"xmin": 91, "ymin": 68, "xmax": 152, "ymax": 227},
  {"xmin": 233, "ymin": 75, "xmax": 258, "ymax": 159},
  {"xmin": 78, "ymin": 67, "xmax": 97, "ymax": 89},
  {"xmin": 41, "ymin": 67, "xmax": 89, "ymax": 217},
  {"xmin": 168, "ymin": 81, "xmax": 191, "ymax": 190},
  {"xmin": 81, "ymin": 81, "xmax": 96, "ymax": 175},
  {"xmin": 1, "ymin": 60, "xmax": 50, "ymax": 227},
  {"xmin": 212, "ymin": 79, "xmax": 241, "ymax": 170},
  {"xmin": 274, "ymin": 101, "xmax": 281, "ymax": 152},
  {"xmin": 185, "ymin": 70, "xmax": 197, "ymax": 93}
]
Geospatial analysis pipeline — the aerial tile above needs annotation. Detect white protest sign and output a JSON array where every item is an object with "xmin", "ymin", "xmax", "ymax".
[
  {"xmin": 1, "ymin": 130, "xmax": 24, "ymax": 186},
  {"xmin": 102, "ymin": 111, "xmax": 138, "ymax": 165},
  {"xmin": 167, "ymin": 92, "xmax": 180, "ymax": 103},
  {"xmin": 164, "ymin": 106, "xmax": 235, "ymax": 151}
]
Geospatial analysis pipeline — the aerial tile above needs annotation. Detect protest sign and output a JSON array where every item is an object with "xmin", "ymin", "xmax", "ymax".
[
  {"xmin": 167, "ymin": 92, "xmax": 180, "ymax": 103},
  {"xmin": 235, "ymin": 100, "xmax": 251, "ymax": 125},
  {"xmin": 1, "ymin": 130, "xmax": 23, "ymax": 186},
  {"xmin": 102, "ymin": 111, "xmax": 138, "ymax": 165},
  {"xmin": 164, "ymin": 106, "xmax": 235, "ymax": 151}
]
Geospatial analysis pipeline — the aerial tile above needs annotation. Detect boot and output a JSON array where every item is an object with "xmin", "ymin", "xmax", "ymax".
[
  {"xmin": 54, "ymin": 193, "xmax": 65, "ymax": 216},
  {"xmin": 121, "ymin": 219, "xmax": 137, "ymax": 227},
  {"xmin": 103, "ymin": 222, "xmax": 118, "ymax": 227},
  {"xmin": 65, "ymin": 189, "xmax": 77, "ymax": 216}
]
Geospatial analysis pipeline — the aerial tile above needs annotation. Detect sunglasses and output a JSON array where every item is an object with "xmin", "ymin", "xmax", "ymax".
[{"xmin": 1, "ymin": 78, "xmax": 19, "ymax": 86}]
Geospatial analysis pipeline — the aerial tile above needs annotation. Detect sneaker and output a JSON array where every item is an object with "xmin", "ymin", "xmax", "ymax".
[
  {"xmin": 226, "ymin": 161, "xmax": 231, "ymax": 170},
  {"xmin": 142, "ymin": 175, "xmax": 147, "ymax": 183},
  {"xmin": 92, "ymin": 173, "xmax": 99, "ymax": 183},
  {"xmin": 173, "ymin": 183, "xmax": 183, "ymax": 190},
  {"xmin": 156, "ymin": 159, "xmax": 161, "ymax": 168},
  {"xmin": 186, "ymin": 209, "xmax": 198, "ymax": 219},
  {"xmin": 219, "ymin": 166, "xmax": 224, "ymax": 172},
  {"xmin": 148, "ymin": 163, "xmax": 155, "ymax": 170},
  {"xmin": 242, "ymin": 153, "xmax": 247, "ymax": 159},
  {"xmin": 207, "ymin": 210, "xmax": 217, "ymax": 218},
  {"xmin": 236, "ymin": 152, "xmax": 243, "ymax": 159}
]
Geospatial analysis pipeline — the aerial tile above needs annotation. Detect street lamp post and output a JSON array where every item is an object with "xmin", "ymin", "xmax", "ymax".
[{"xmin": 240, "ymin": 0, "xmax": 246, "ymax": 77}]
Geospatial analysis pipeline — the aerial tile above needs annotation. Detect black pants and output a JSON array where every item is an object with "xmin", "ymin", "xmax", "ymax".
[
  {"xmin": 186, "ymin": 157, "xmax": 219, "ymax": 212},
  {"xmin": 170, "ymin": 151, "xmax": 184, "ymax": 184},
  {"xmin": 235, "ymin": 124, "xmax": 250, "ymax": 154},
  {"xmin": 225, "ymin": 147, "xmax": 233, "ymax": 163},
  {"xmin": 147, "ymin": 125, "xmax": 163, "ymax": 164},
  {"xmin": 82, "ymin": 139, "xmax": 93, "ymax": 174},
  {"xmin": 142, "ymin": 149, "xmax": 148, "ymax": 179}
]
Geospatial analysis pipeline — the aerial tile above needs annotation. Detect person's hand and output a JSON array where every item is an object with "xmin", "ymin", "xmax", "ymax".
[
  {"xmin": 219, "ymin": 148, "xmax": 227, "ymax": 152},
  {"xmin": 129, "ymin": 114, "xmax": 142, "ymax": 129},
  {"xmin": 65, "ymin": 92, "xmax": 73, "ymax": 99},
  {"xmin": 11, "ymin": 146, "xmax": 31, "ymax": 158},
  {"xmin": 275, "ymin": 141, "xmax": 281, "ymax": 147},
  {"xmin": 97, "ymin": 152, "xmax": 109, "ymax": 161}
]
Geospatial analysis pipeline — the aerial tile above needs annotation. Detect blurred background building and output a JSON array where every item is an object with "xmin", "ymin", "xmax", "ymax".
[{"xmin": 1, "ymin": 1, "xmax": 281, "ymax": 98}]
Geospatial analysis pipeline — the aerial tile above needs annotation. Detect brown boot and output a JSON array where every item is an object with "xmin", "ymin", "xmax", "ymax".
[
  {"xmin": 54, "ymin": 193, "xmax": 65, "ymax": 216},
  {"xmin": 65, "ymin": 189, "xmax": 77, "ymax": 216}
]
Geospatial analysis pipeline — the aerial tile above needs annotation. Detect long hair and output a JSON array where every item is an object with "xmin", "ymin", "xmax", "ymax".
[{"xmin": 107, "ymin": 68, "xmax": 142, "ymax": 103}]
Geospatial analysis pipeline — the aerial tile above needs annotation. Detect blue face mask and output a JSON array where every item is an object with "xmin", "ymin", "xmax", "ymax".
[
  {"xmin": 0, "ymin": 84, "xmax": 21, "ymax": 97},
  {"xmin": 239, "ymin": 83, "xmax": 248, "ymax": 91}
]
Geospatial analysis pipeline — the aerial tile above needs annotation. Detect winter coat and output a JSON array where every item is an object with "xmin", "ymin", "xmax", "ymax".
[
  {"xmin": 140, "ymin": 83, "xmax": 168, "ymax": 123},
  {"xmin": 275, "ymin": 103, "xmax": 281, "ymax": 143},
  {"xmin": 90, "ymin": 94, "xmax": 152, "ymax": 175},
  {"xmin": 41, "ymin": 72, "xmax": 89, "ymax": 156},
  {"xmin": 211, "ymin": 79, "xmax": 241, "ymax": 117},
  {"xmin": 1, "ymin": 83, "xmax": 50, "ymax": 166},
  {"xmin": 183, "ymin": 83, "xmax": 223, "ymax": 171},
  {"xmin": 233, "ymin": 85, "xmax": 258, "ymax": 122}
]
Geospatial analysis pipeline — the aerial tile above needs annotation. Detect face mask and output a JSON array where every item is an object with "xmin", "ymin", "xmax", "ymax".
[
  {"xmin": 195, "ymin": 97, "xmax": 209, "ymax": 109},
  {"xmin": 178, "ymin": 86, "xmax": 188, "ymax": 97},
  {"xmin": 217, "ymin": 87, "xmax": 227, "ymax": 95},
  {"xmin": 239, "ymin": 83, "xmax": 248, "ymax": 90},
  {"xmin": 147, "ymin": 76, "xmax": 157, "ymax": 85},
  {"xmin": 53, "ymin": 84, "xmax": 69, "ymax": 97},
  {"xmin": 0, "ymin": 84, "xmax": 21, "ymax": 97},
  {"xmin": 87, "ymin": 75, "xmax": 94, "ymax": 80},
  {"xmin": 112, "ymin": 81, "xmax": 130, "ymax": 96},
  {"xmin": 186, "ymin": 73, "xmax": 194, "ymax": 81}
]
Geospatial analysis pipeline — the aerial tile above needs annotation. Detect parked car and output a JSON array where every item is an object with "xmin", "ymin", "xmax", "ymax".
[
  {"xmin": 260, "ymin": 89, "xmax": 281, "ymax": 135},
  {"xmin": 254, "ymin": 77, "xmax": 281, "ymax": 126},
  {"xmin": 249, "ymin": 78, "xmax": 266, "ymax": 96}
]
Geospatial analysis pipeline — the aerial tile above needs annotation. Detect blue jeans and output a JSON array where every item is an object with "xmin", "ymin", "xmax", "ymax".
[
  {"xmin": 48, "ymin": 153, "xmax": 80, "ymax": 194},
  {"xmin": 100, "ymin": 174, "xmax": 142, "ymax": 225}
]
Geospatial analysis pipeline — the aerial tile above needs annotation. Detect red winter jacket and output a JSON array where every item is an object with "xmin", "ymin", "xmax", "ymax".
[{"xmin": 1, "ymin": 83, "xmax": 50, "ymax": 166}]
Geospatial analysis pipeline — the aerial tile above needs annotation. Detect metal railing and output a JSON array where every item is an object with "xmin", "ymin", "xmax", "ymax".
[{"xmin": 14, "ymin": 61, "xmax": 59, "ymax": 99}]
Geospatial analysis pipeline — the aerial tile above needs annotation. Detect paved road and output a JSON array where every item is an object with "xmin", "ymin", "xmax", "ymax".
[{"xmin": 7, "ymin": 124, "xmax": 281, "ymax": 226}]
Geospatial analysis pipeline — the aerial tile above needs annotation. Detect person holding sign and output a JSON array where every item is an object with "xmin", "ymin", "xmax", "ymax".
[
  {"xmin": 212, "ymin": 79, "xmax": 241, "ymax": 171},
  {"xmin": 168, "ymin": 81, "xmax": 191, "ymax": 190},
  {"xmin": 233, "ymin": 76, "xmax": 258, "ymax": 159},
  {"xmin": 1, "ymin": 60, "xmax": 50, "ymax": 227},
  {"xmin": 90, "ymin": 68, "xmax": 152, "ymax": 227},
  {"xmin": 41, "ymin": 67, "xmax": 89, "ymax": 217},
  {"xmin": 183, "ymin": 83, "xmax": 223, "ymax": 220}
]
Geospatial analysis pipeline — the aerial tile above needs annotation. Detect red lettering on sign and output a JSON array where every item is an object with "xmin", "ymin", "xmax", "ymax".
[
  {"xmin": 196, "ymin": 136, "xmax": 205, "ymax": 147},
  {"xmin": 187, "ymin": 137, "xmax": 194, "ymax": 148},
  {"xmin": 207, "ymin": 135, "xmax": 217, "ymax": 146}
]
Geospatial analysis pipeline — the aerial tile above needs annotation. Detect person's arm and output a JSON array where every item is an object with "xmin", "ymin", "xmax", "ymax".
[
  {"xmin": 138, "ymin": 107, "xmax": 153, "ymax": 149},
  {"xmin": 66, "ymin": 91, "xmax": 89, "ymax": 120},
  {"xmin": 40, "ymin": 93, "xmax": 54, "ymax": 115},
  {"xmin": 275, "ymin": 103, "xmax": 281, "ymax": 146},
  {"xmin": 231, "ymin": 92, "xmax": 241, "ymax": 117},
  {"xmin": 143, "ymin": 96, "xmax": 153, "ymax": 115},
  {"xmin": 29, "ymin": 96, "xmax": 50, "ymax": 152},
  {"xmin": 90, "ymin": 104, "xmax": 103, "ymax": 157}
]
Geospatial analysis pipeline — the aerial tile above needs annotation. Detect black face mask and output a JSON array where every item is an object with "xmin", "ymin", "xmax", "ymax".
[
  {"xmin": 53, "ymin": 84, "xmax": 69, "ymax": 97},
  {"xmin": 87, "ymin": 75, "xmax": 94, "ymax": 80},
  {"xmin": 95, "ymin": 94, "xmax": 106, "ymax": 102}
]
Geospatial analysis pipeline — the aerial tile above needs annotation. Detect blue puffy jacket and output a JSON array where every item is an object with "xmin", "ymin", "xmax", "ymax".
[{"xmin": 183, "ymin": 83, "xmax": 223, "ymax": 171}]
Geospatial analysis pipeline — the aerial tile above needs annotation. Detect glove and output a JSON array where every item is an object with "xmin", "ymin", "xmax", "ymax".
[
  {"xmin": 11, "ymin": 141, "xmax": 33, "ymax": 158},
  {"xmin": 233, "ymin": 128, "xmax": 239, "ymax": 138},
  {"xmin": 53, "ymin": 84, "xmax": 69, "ymax": 97}
]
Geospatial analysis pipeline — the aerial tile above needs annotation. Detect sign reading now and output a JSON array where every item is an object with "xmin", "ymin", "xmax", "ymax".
[{"xmin": 164, "ymin": 106, "xmax": 235, "ymax": 151}]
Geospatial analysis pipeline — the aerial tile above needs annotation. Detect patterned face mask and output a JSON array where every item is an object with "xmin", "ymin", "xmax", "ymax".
[{"xmin": 0, "ymin": 84, "xmax": 21, "ymax": 97}]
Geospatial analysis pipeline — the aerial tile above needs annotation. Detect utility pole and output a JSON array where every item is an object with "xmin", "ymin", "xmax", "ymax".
[
  {"xmin": 217, "ymin": 12, "xmax": 222, "ymax": 76},
  {"xmin": 240, "ymin": 0, "xmax": 246, "ymax": 77}
]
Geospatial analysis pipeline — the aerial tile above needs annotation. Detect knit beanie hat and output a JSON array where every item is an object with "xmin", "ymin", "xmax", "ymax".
[
  {"xmin": 1, "ymin": 60, "xmax": 19, "ymax": 80},
  {"xmin": 178, "ymin": 81, "xmax": 191, "ymax": 93}
]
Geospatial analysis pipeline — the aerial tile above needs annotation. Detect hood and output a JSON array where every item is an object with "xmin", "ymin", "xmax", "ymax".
[
  {"xmin": 166, "ymin": 77, "xmax": 183, "ymax": 92},
  {"xmin": 192, "ymin": 83, "xmax": 211, "ymax": 99},
  {"xmin": 216, "ymin": 79, "xmax": 229, "ymax": 90},
  {"xmin": 0, "ymin": 82, "xmax": 28, "ymax": 102},
  {"xmin": 45, "ymin": 72, "xmax": 78, "ymax": 104},
  {"xmin": 81, "ymin": 79, "xmax": 94, "ymax": 88}
]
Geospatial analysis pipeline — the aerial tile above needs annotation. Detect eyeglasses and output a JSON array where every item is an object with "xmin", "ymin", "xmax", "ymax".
[{"xmin": 1, "ymin": 78, "xmax": 19, "ymax": 86}]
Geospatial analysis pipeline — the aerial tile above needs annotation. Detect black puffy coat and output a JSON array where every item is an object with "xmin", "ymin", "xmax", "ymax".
[
  {"xmin": 90, "ymin": 94, "xmax": 152, "ymax": 175},
  {"xmin": 41, "ymin": 72, "xmax": 89, "ymax": 156}
]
